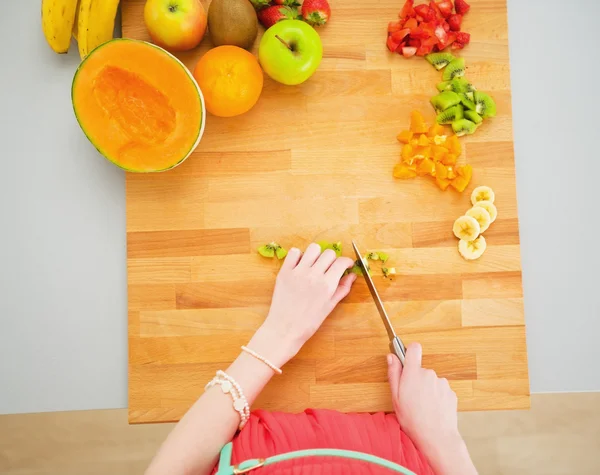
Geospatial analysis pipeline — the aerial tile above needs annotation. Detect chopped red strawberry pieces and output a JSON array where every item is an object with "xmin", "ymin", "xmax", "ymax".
[
  {"xmin": 448, "ymin": 14, "xmax": 462, "ymax": 31},
  {"xmin": 436, "ymin": 0, "xmax": 453, "ymax": 18},
  {"xmin": 454, "ymin": 0, "xmax": 470, "ymax": 15},
  {"xmin": 402, "ymin": 46, "xmax": 418, "ymax": 57},
  {"xmin": 455, "ymin": 31, "xmax": 470, "ymax": 45},
  {"xmin": 387, "ymin": 0, "xmax": 472, "ymax": 58}
]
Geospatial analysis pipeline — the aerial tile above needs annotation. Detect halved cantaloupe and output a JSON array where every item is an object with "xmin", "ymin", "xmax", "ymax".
[{"xmin": 72, "ymin": 39, "xmax": 205, "ymax": 172}]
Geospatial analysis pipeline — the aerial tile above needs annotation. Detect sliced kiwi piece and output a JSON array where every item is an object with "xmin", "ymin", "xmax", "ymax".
[
  {"xmin": 436, "ymin": 81, "xmax": 453, "ymax": 92},
  {"xmin": 452, "ymin": 119, "xmax": 478, "ymax": 136},
  {"xmin": 464, "ymin": 110, "xmax": 483, "ymax": 125},
  {"xmin": 436, "ymin": 104, "xmax": 464, "ymax": 125},
  {"xmin": 426, "ymin": 52, "xmax": 456, "ymax": 70},
  {"xmin": 317, "ymin": 240, "xmax": 342, "ymax": 257},
  {"xmin": 382, "ymin": 267, "xmax": 396, "ymax": 278},
  {"xmin": 258, "ymin": 244, "xmax": 275, "ymax": 258},
  {"xmin": 473, "ymin": 91, "xmax": 497, "ymax": 118},
  {"xmin": 275, "ymin": 247, "xmax": 288, "ymax": 259},
  {"xmin": 377, "ymin": 252, "xmax": 390, "ymax": 263},
  {"xmin": 442, "ymin": 58, "xmax": 466, "ymax": 81},
  {"xmin": 459, "ymin": 93, "xmax": 477, "ymax": 111},
  {"xmin": 430, "ymin": 91, "xmax": 461, "ymax": 112}
]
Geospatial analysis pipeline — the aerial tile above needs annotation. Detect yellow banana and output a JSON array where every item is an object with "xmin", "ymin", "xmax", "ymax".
[
  {"xmin": 41, "ymin": 0, "xmax": 79, "ymax": 53},
  {"xmin": 77, "ymin": 0, "xmax": 120, "ymax": 60}
]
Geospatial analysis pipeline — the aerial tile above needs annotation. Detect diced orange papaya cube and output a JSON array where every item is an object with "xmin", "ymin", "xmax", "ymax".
[
  {"xmin": 410, "ymin": 110, "xmax": 429, "ymax": 134},
  {"xmin": 433, "ymin": 135, "xmax": 448, "ymax": 145},
  {"xmin": 447, "ymin": 166, "xmax": 457, "ymax": 180},
  {"xmin": 393, "ymin": 163, "xmax": 417, "ymax": 179},
  {"xmin": 435, "ymin": 161, "xmax": 448, "ymax": 179},
  {"xmin": 397, "ymin": 130, "xmax": 413, "ymax": 144},
  {"xmin": 410, "ymin": 138, "xmax": 419, "ymax": 146},
  {"xmin": 446, "ymin": 135, "xmax": 462, "ymax": 155},
  {"xmin": 432, "ymin": 145, "xmax": 448, "ymax": 161},
  {"xmin": 413, "ymin": 145, "xmax": 432, "ymax": 159},
  {"xmin": 427, "ymin": 123, "xmax": 447, "ymax": 137},
  {"xmin": 450, "ymin": 165, "xmax": 473, "ymax": 192},
  {"xmin": 401, "ymin": 144, "xmax": 414, "ymax": 162},
  {"xmin": 442, "ymin": 153, "xmax": 458, "ymax": 166},
  {"xmin": 436, "ymin": 177, "xmax": 451, "ymax": 191},
  {"xmin": 417, "ymin": 134, "xmax": 430, "ymax": 147},
  {"xmin": 416, "ymin": 157, "xmax": 436, "ymax": 176}
]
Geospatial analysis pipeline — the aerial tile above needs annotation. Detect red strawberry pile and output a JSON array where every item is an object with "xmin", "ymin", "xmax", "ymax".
[
  {"xmin": 251, "ymin": 0, "xmax": 331, "ymax": 29},
  {"xmin": 387, "ymin": 0, "xmax": 471, "ymax": 58}
]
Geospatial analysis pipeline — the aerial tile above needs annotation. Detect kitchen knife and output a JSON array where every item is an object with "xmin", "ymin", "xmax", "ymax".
[{"xmin": 351, "ymin": 240, "xmax": 406, "ymax": 366}]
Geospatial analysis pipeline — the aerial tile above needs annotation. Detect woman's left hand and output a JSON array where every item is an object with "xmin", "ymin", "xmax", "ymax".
[{"xmin": 258, "ymin": 243, "xmax": 357, "ymax": 366}]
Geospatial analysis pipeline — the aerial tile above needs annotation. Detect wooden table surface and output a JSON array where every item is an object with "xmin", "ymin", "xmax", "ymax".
[{"xmin": 123, "ymin": 0, "xmax": 529, "ymax": 424}]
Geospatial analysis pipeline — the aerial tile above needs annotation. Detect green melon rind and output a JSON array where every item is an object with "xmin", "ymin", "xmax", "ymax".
[{"xmin": 71, "ymin": 38, "xmax": 206, "ymax": 173}]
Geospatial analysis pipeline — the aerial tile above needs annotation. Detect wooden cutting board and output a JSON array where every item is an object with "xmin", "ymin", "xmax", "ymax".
[{"xmin": 123, "ymin": 0, "xmax": 529, "ymax": 424}]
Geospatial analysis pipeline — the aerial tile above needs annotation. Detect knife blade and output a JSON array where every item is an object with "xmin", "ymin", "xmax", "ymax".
[{"xmin": 351, "ymin": 240, "xmax": 406, "ymax": 365}]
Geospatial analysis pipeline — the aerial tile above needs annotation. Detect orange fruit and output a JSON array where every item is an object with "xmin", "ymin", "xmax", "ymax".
[
  {"xmin": 409, "ymin": 110, "xmax": 429, "ymax": 134},
  {"xmin": 193, "ymin": 45, "xmax": 263, "ymax": 117}
]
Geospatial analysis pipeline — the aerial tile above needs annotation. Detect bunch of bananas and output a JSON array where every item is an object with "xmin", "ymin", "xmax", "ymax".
[{"xmin": 42, "ymin": 0, "xmax": 120, "ymax": 59}]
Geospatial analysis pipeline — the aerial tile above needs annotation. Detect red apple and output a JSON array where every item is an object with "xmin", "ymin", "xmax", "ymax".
[{"xmin": 144, "ymin": 0, "xmax": 207, "ymax": 52}]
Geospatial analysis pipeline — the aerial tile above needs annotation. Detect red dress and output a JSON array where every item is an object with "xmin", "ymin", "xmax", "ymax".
[{"xmin": 216, "ymin": 409, "xmax": 434, "ymax": 474}]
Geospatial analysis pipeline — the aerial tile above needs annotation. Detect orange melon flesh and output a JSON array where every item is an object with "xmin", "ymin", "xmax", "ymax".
[{"xmin": 72, "ymin": 39, "xmax": 204, "ymax": 172}]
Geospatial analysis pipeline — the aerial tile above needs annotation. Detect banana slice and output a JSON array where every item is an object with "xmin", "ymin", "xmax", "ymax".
[
  {"xmin": 453, "ymin": 216, "xmax": 480, "ymax": 241},
  {"xmin": 466, "ymin": 206, "xmax": 491, "ymax": 233},
  {"xmin": 471, "ymin": 186, "xmax": 495, "ymax": 205},
  {"xmin": 472, "ymin": 200, "xmax": 498, "ymax": 223},
  {"xmin": 458, "ymin": 236, "xmax": 487, "ymax": 260}
]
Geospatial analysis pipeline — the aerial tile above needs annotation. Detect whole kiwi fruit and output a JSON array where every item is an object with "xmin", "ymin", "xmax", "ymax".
[{"xmin": 208, "ymin": 0, "xmax": 258, "ymax": 50}]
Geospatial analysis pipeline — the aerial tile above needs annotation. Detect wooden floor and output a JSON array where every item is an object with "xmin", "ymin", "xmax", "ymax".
[{"xmin": 1, "ymin": 393, "xmax": 599, "ymax": 474}]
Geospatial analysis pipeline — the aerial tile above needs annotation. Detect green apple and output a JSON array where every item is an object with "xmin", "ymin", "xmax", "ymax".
[{"xmin": 258, "ymin": 20, "xmax": 323, "ymax": 86}]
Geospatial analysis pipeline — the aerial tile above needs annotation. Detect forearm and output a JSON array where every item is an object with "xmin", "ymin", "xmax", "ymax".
[
  {"xmin": 145, "ymin": 326, "xmax": 294, "ymax": 475},
  {"xmin": 422, "ymin": 435, "xmax": 478, "ymax": 475}
]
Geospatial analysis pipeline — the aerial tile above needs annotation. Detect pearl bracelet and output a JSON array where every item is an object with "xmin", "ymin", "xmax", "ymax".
[
  {"xmin": 205, "ymin": 370, "xmax": 250, "ymax": 429},
  {"xmin": 241, "ymin": 345, "xmax": 283, "ymax": 375}
]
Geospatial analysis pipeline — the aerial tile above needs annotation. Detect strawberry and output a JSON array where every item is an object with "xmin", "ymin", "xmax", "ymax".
[
  {"xmin": 402, "ymin": 46, "xmax": 417, "ymax": 58},
  {"xmin": 411, "ymin": 27, "xmax": 431, "ymax": 39},
  {"xmin": 408, "ymin": 38, "xmax": 422, "ymax": 48},
  {"xmin": 441, "ymin": 19, "xmax": 450, "ymax": 32},
  {"xmin": 258, "ymin": 5, "xmax": 299, "ymax": 28},
  {"xmin": 429, "ymin": 1, "xmax": 442, "ymax": 19},
  {"xmin": 448, "ymin": 14, "xmax": 462, "ymax": 31},
  {"xmin": 387, "ymin": 35, "xmax": 401, "ymax": 52},
  {"xmin": 454, "ymin": 0, "xmax": 471, "ymax": 15},
  {"xmin": 451, "ymin": 42, "xmax": 465, "ymax": 50},
  {"xmin": 274, "ymin": 0, "xmax": 300, "ymax": 5},
  {"xmin": 399, "ymin": 0, "xmax": 416, "ymax": 20},
  {"xmin": 434, "ymin": 24, "xmax": 448, "ymax": 45},
  {"xmin": 391, "ymin": 28, "xmax": 411, "ymax": 42},
  {"xmin": 436, "ymin": 1, "xmax": 454, "ymax": 18},
  {"xmin": 249, "ymin": 0, "xmax": 272, "ymax": 10},
  {"xmin": 455, "ymin": 31, "xmax": 471, "ymax": 45},
  {"xmin": 404, "ymin": 18, "xmax": 418, "ymax": 29},
  {"xmin": 417, "ymin": 43, "xmax": 434, "ymax": 56},
  {"xmin": 301, "ymin": 0, "xmax": 331, "ymax": 26},
  {"xmin": 414, "ymin": 4, "xmax": 436, "ymax": 21},
  {"xmin": 388, "ymin": 21, "xmax": 403, "ymax": 33}
]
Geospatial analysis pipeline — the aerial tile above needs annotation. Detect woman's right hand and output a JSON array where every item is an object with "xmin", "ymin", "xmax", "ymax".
[{"xmin": 387, "ymin": 343, "xmax": 478, "ymax": 475}]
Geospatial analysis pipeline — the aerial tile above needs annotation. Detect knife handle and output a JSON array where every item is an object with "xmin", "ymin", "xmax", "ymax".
[{"xmin": 390, "ymin": 337, "xmax": 406, "ymax": 367}]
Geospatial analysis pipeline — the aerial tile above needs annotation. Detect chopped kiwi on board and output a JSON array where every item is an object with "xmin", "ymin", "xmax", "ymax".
[{"xmin": 257, "ymin": 242, "xmax": 288, "ymax": 259}]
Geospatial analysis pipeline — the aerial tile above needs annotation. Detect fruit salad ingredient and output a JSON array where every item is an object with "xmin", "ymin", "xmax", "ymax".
[
  {"xmin": 194, "ymin": 45, "xmax": 263, "ymax": 117},
  {"xmin": 453, "ymin": 215, "xmax": 480, "ymax": 241},
  {"xmin": 249, "ymin": 0, "xmax": 272, "ymax": 9},
  {"xmin": 75, "ymin": 0, "xmax": 120, "ymax": 59},
  {"xmin": 425, "ymin": 52, "xmax": 455, "ymax": 70},
  {"xmin": 436, "ymin": 105, "xmax": 464, "ymax": 124},
  {"xmin": 458, "ymin": 236, "xmax": 486, "ymax": 260},
  {"xmin": 145, "ymin": 0, "xmax": 207, "ymax": 52},
  {"xmin": 431, "ymin": 91, "xmax": 461, "ymax": 111},
  {"xmin": 452, "ymin": 118, "xmax": 477, "ymax": 136},
  {"xmin": 387, "ymin": 0, "xmax": 471, "ymax": 58},
  {"xmin": 454, "ymin": 0, "xmax": 471, "ymax": 15},
  {"xmin": 317, "ymin": 241, "xmax": 343, "ymax": 257},
  {"xmin": 471, "ymin": 185, "xmax": 495, "ymax": 204},
  {"xmin": 258, "ymin": 5, "xmax": 299, "ymax": 28},
  {"xmin": 71, "ymin": 39, "xmax": 204, "ymax": 172},
  {"xmin": 208, "ymin": 0, "xmax": 258, "ymax": 50},
  {"xmin": 301, "ymin": 0, "xmax": 331, "ymax": 26},
  {"xmin": 473, "ymin": 200, "xmax": 498, "ymax": 223},
  {"xmin": 42, "ymin": 0, "xmax": 79, "ymax": 54},
  {"xmin": 466, "ymin": 206, "xmax": 491, "ymax": 233},
  {"xmin": 442, "ymin": 57, "xmax": 465, "ymax": 80},
  {"xmin": 258, "ymin": 242, "xmax": 288, "ymax": 259},
  {"xmin": 410, "ymin": 110, "xmax": 429, "ymax": 133},
  {"xmin": 382, "ymin": 267, "xmax": 397, "ymax": 278},
  {"xmin": 394, "ymin": 112, "xmax": 471, "ymax": 192},
  {"xmin": 473, "ymin": 91, "xmax": 497, "ymax": 118},
  {"xmin": 464, "ymin": 110, "xmax": 483, "ymax": 124}
]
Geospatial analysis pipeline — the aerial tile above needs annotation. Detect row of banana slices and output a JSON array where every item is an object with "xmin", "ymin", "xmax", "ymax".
[{"xmin": 453, "ymin": 186, "xmax": 498, "ymax": 260}]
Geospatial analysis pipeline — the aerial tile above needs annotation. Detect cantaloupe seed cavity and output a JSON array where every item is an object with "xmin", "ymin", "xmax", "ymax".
[{"xmin": 93, "ymin": 65, "xmax": 176, "ymax": 145}]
